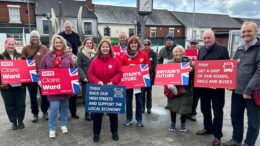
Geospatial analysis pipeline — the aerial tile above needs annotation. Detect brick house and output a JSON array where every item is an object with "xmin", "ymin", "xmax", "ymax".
[{"xmin": 0, "ymin": 0, "xmax": 36, "ymax": 51}]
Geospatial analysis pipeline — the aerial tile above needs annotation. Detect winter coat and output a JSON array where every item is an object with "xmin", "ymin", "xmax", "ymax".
[
  {"xmin": 38, "ymin": 52, "xmax": 75, "ymax": 101},
  {"xmin": 58, "ymin": 31, "xmax": 81, "ymax": 55},
  {"xmin": 88, "ymin": 54, "xmax": 123, "ymax": 85},
  {"xmin": 157, "ymin": 44, "xmax": 177, "ymax": 64},
  {"xmin": 167, "ymin": 56, "xmax": 193, "ymax": 115},
  {"xmin": 143, "ymin": 48, "xmax": 157, "ymax": 85},
  {"xmin": 234, "ymin": 38, "xmax": 260, "ymax": 95},
  {"xmin": 120, "ymin": 49, "xmax": 150, "ymax": 67},
  {"xmin": 77, "ymin": 51, "xmax": 92, "ymax": 82},
  {"xmin": 0, "ymin": 51, "xmax": 27, "ymax": 90}
]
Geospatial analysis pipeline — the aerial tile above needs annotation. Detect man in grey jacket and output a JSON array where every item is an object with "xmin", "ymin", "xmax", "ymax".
[{"xmin": 223, "ymin": 22, "xmax": 260, "ymax": 146}]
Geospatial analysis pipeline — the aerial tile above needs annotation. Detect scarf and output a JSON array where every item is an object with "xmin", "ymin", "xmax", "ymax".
[
  {"xmin": 54, "ymin": 50, "xmax": 64, "ymax": 68},
  {"xmin": 126, "ymin": 50, "xmax": 139, "ymax": 59},
  {"xmin": 82, "ymin": 47, "xmax": 96, "ymax": 59}
]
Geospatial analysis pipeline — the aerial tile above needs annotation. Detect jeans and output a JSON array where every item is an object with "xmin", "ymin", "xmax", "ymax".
[
  {"xmin": 231, "ymin": 92, "xmax": 260, "ymax": 146},
  {"xmin": 200, "ymin": 88, "xmax": 225, "ymax": 139},
  {"xmin": 93, "ymin": 113, "xmax": 118, "ymax": 136},
  {"xmin": 126, "ymin": 89, "xmax": 142, "ymax": 121},
  {"xmin": 27, "ymin": 82, "xmax": 49, "ymax": 115},
  {"xmin": 49, "ymin": 98, "xmax": 69, "ymax": 131},
  {"xmin": 141, "ymin": 87, "xmax": 152, "ymax": 110}
]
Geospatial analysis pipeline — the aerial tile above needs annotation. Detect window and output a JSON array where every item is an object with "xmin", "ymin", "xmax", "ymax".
[
  {"xmin": 129, "ymin": 28, "xmax": 134, "ymax": 37},
  {"xmin": 169, "ymin": 27, "xmax": 175, "ymax": 36},
  {"xmin": 150, "ymin": 27, "xmax": 156, "ymax": 38},
  {"xmin": 42, "ymin": 20, "xmax": 50, "ymax": 34},
  {"xmin": 84, "ymin": 22, "xmax": 92, "ymax": 35},
  {"xmin": 200, "ymin": 30, "xmax": 204, "ymax": 40},
  {"xmin": 8, "ymin": 5, "xmax": 20, "ymax": 23},
  {"xmin": 192, "ymin": 30, "xmax": 197, "ymax": 38}
]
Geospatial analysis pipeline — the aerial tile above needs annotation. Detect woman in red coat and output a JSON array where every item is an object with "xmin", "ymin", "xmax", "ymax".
[
  {"xmin": 88, "ymin": 38, "xmax": 123, "ymax": 142},
  {"xmin": 120, "ymin": 36, "xmax": 150, "ymax": 127}
]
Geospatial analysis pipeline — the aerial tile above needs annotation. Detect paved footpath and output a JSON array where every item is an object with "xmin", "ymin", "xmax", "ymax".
[{"xmin": 0, "ymin": 86, "xmax": 259, "ymax": 146}]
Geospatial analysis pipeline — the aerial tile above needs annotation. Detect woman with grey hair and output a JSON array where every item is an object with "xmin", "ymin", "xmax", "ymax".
[{"xmin": 167, "ymin": 45, "xmax": 194, "ymax": 132}]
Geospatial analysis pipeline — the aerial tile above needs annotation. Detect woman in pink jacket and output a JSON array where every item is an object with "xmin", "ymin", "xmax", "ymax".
[{"xmin": 88, "ymin": 38, "xmax": 123, "ymax": 142}]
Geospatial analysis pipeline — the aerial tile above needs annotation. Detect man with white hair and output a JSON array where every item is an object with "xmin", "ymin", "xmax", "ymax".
[
  {"xmin": 22, "ymin": 30, "xmax": 49, "ymax": 122},
  {"xmin": 223, "ymin": 22, "xmax": 260, "ymax": 146},
  {"xmin": 59, "ymin": 21, "xmax": 81, "ymax": 55},
  {"xmin": 196, "ymin": 31, "xmax": 229, "ymax": 146}
]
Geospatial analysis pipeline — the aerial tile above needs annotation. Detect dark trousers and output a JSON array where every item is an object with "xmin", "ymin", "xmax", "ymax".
[
  {"xmin": 93, "ymin": 113, "xmax": 118, "ymax": 136},
  {"xmin": 192, "ymin": 87, "xmax": 200, "ymax": 115},
  {"xmin": 231, "ymin": 92, "xmax": 260, "ymax": 146},
  {"xmin": 82, "ymin": 82, "xmax": 90, "ymax": 114},
  {"xmin": 27, "ymin": 82, "xmax": 49, "ymax": 115},
  {"xmin": 141, "ymin": 87, "xmax": 152, "ymax": 110},
  {"xmin": 69, "ymin": 95, "xmax": 77, "ymax": 116},
  {"xmin": 170, "ymin": 111, "xmax": 186, "ymax": 123},
  {"xmin": 1, "ymin": 87, "xmax": 26, "ymax": 123},
  {"xmin": 200, "ymin": 88, "xmax": 225, "ymax": 139},
  {"xmin": 126, "ymin": 89, "xmax": 142, "ymax": 121}
]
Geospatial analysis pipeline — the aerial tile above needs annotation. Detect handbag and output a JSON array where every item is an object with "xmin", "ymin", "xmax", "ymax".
[
  {"xmin": 164, "ymin": 85, "xmax": 186, "ymax": 99},
  {"xmin": 253, "ymin": 85, "xmax": 260, "ymax": 106}
]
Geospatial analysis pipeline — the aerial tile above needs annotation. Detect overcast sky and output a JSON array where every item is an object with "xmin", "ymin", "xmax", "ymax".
[{"xmin": 92, "ymin": 0, "xmax": 260, "ymax": 19}]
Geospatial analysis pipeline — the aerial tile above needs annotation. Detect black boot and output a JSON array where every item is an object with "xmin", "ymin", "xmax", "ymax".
[
  {"xmin": 18, "ymin": 121, "xmax": 25, "ymax": 129},
  {"xmin": 85, "ymin": 112, "xmax": 91, "ymax": 121},
  {"xmin": 11, "ymin": 122, "xmax": 17, "ymax": 130},
  {"xmin": 112, "ymin": 133, "xmax": 119, "ymax": 141},
  {"xmin": 93, "ymin": 135, "xmax": 99, "ymax": 142}
]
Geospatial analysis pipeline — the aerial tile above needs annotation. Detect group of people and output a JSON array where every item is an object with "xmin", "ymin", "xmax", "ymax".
[{"xmin": 0, "ymin": 20, "xmax": 259, "ymax": 146}]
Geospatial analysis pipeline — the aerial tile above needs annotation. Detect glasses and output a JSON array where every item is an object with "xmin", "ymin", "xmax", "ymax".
[{"xmin": 144, "ymin": 44, "xmax": 150, "ymax": 46}]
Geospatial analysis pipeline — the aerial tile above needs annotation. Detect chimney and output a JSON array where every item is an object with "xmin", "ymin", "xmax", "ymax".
[{"xmin": 86, "ymin": 0, "xmax": 94, "ymax": 11}]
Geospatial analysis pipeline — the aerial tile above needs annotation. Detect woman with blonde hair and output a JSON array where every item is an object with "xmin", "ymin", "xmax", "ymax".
[
  {"xmin": 77, "ymin": 37, "xmax": 96, "ymax": 120},
  {"xmin": 38, "ymin": 35, "xmax": 75, "ymax": 138}
]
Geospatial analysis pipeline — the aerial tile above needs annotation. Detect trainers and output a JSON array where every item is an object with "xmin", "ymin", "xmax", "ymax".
[
  {"xmin": 223, "ymin": 139, "xmax": 242, "ymax": 146},
  {"xmin": 93, "ymin": 135, "xmax": 99, "ymax": 142},
  {"xmin": 43, "ymin": 112, "xmax": 48, "ymax": 120},
  {"xmin": 61, "ymin": 126, "xmax": 68, "ymax": 133},
  {"xmin": 169, "ymin": 123, "xmax": 175, "ymax": 132},
  {"xmin": 180, "ymin": 123, "xmax": 186, "ymax": 132},
  {"xmin": 49, "ymin": 130, "xmax": 55, "ymax": 138},
  {"xmin": 137, "ymin": 120, "xmax": 144, "ymax": 127},
  {"xmin": 11, "ymin": 122, "xmax": 17, "ymax": 130},
  {"xmin": 32, "ymin": 115, "xmax": 38, "ymax": 123},
  {"xmin": 123, "ymin": 120, "xmax": 133, "ymax": 126}
]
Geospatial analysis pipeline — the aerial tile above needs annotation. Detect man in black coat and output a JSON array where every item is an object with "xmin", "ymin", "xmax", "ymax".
[
  {"xmin": 196, "ymin": 31, "xmax": 230, "ymax": 146},
  {"xmin": 59, "ymin": 21, "xmax": 81, "ymax": 55}
]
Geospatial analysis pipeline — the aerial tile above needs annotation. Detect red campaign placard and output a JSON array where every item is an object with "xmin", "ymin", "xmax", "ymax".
[
  {"xmin": 194, "ymin": 60, "xmax": 237, "ymax": 89},
  {"xmin": 118, "ymin": 64, "xmax": 151, "ymax": 89},
  {"xmin": 185, "ymin": 49, "xmax": 198, "ymax": 61},
  {"xmin": 40, "ymin": 68, "xmax": 79, "ymax": 95},
  {"xmin": 154, "ymin": 62, "xmax": 190, "ymax": 85},
  {"xmin": 112, "ymin": 46, "xmax": 127, "ymax": 62},
  {"xmin": 0, "ymin": 60, "xmax": 37, "ymax": 84}
]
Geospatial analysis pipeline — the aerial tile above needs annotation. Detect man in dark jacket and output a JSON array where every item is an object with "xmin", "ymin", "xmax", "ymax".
[
  {"xmin": 223, "ymin": 22, "xmax": 260, "ymax": 146},
  {"xmin": 157, "ymin": 34, "xmax": 177, "ymax": 64},
  {"xmin": 196, "ymin": 31, "xmax": 230, "ymax": 146},
  {"xmin": 59, "ymin": 21, "xmax": 81, "ymax": 55}
]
